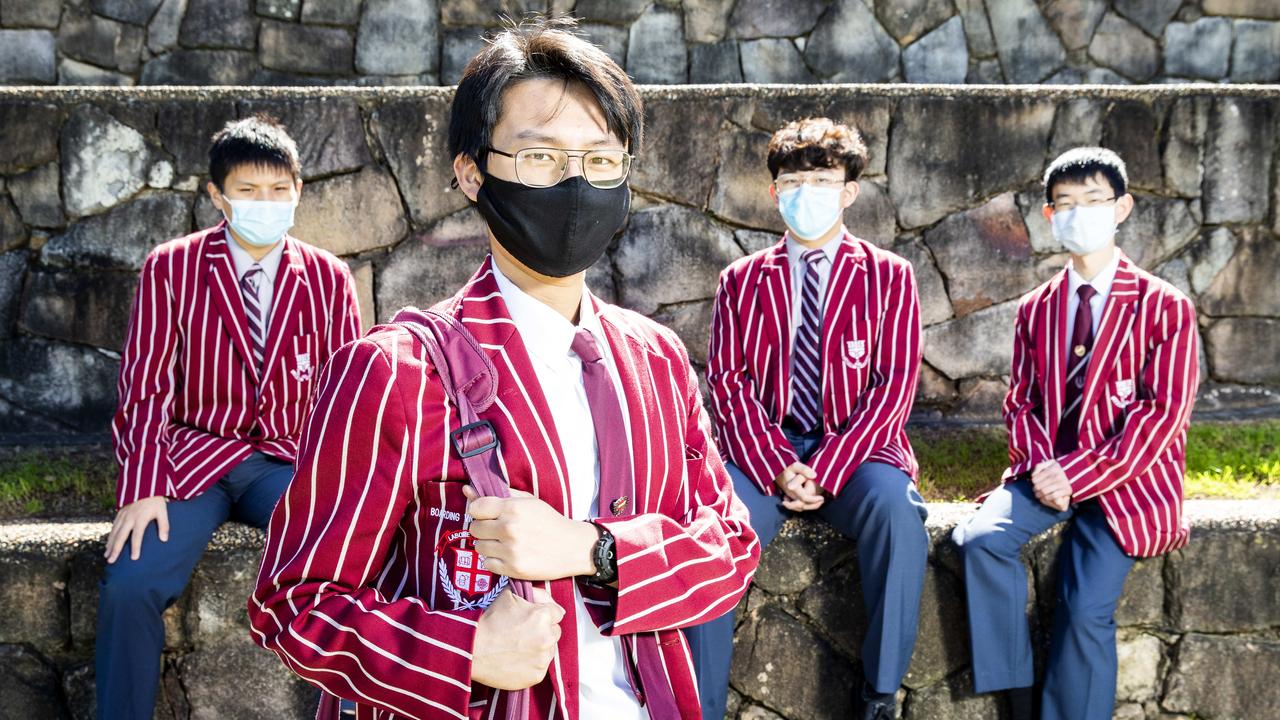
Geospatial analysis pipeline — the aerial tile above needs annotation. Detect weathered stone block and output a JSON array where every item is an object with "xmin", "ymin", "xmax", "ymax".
[
  {"xmin": 240, "ymin": 97, "xmax": 372, "ymax": 179},
  {"xmin": 924, "ymin": 193, "xmax": 1035, "ymax": 317},
  {"xmin": 708, "ymin": 129, "xmax": 781, "ymax": 232},
  {"xmin": 0, "ymin": 645, "xmax": 65, "ymax": 720},
  {"xmin": 903, "ymin": 15, "xmax": 968, "ymax": 84},
  {"xmin": 888, "ymin": 97, "xmax": 1055, "ymax": 229},
  {"xmin": 1163, "ymin": 18, "xmax": 1233, "ymax": 79},
  {"xmin": 67, "ymin": 547, "xmax": 191, "ymax": 653},
  {"xmin": 1206, "ymin": 108, "xmax": 1275, "ymax": 225},
  {"xmin": 89, "ymin": 0, "xmax": 165, "ymax": 25},
  {"xmin": 729, "ymin": 0, "xmax": 825, "ymax": 39},
  {"xmin": 1231, "ymin": 19, "xmax": 1280, "ymax": 82},
  {"xmin": 896, "ymin": 239, "xmax": 952, "ymax": 327},
  {"xmin": 20, "ymin": 270, "xmax": 137, "ymax": 350},
  {"xmin": 1114, "ymin": 196, "xmax": 1198, "ymax": 269},
  {"xmin": 1101, "ymin": 101, "xmax": 1161, "ymax": 191},
  {"xmin": 141, "ymin": 49, "xmax": 258, "ymax": 85},
  {"xmin": 42, "ymin": 192, "xmax": 193, "ymax": 270},
  {"xmin": 0, "ymin": 195, "xmax": 24, "ymax": 253},
  {"xmin": 650, "ymin": 299, "xmax": 712, "ymax": 366},
  {"xmin": 371, "ymin": 95, "xmax": 471, "ymax": 229},
  {"xmin": 987, "ymin": 0, "xmax": 1066, "ymax": 82},
  {"xmin": 59, "ymin": 106, "xmax": 151, "ymax": 219},
  {"xmin": 0, "ymin": 250, "xmax": 27, "ymax": 334},
  {"xmin": 731, "ymin": 604, "xmax": 856, "ymax": 719},
  {"xmin": 1114, "ymin": 630, "xmax": 1162, "ymax": 703},
  {"xmin": 1181, "ymin": 227, "xmax": 1236, "ymax": 295},
  {"xmin": 922, "ymin": 299, "xmax": 1017, "ymax": 380},
  {"xmin": 0, "ymin": 338, "xmax": 120, "ymax": 432},
  {"xmin": 356, "ymin": 0, "xmax": 439, "ymax": 75},
  {"xmin": 1163, "ymin": 634, "xmax": 1280, "ymax": 719},
  {"xmin": 375, "ymin": 208, "xmax": 490, "ymax": 315},
  {"xmin": 0, "ymin": 102, "xmax": 59, "ymax": 175},
  {"xmin": 292, "ymin": 166, "xmax": 408, "ymax": 256},
  {"xmin": 684, "ymin": 0, "xmax": 734, "ymax": 43},
  {"xmin": 875, "ymin": 0, "xmax": 952, "ymax": 45},
  {"xmin": 1114, "ymin": 0, "xmax": 1180, "ymax": 37},
  {"xmin": 146, "ymin": 0, "xmax": 186, "ymax": 53},
  {"xmin": 57, "ymin": 8, "xmax": 146, "ymax": 73},
  {"xmin": 577, "ymin": 22, "xmax": 628, "ymax": 67},
  {"xmin": 805, "ymin": 0, "xmax": 899, "ymax": 82},
  {"xmin": 614, "ymin": 205, "xmax": 741, "ymax": 315},
  {"xmin": 753, "ymin": 532, "xmax": 817, "ymax": 596},
  {"xmin": 189, "ymin": 543, "xmax": 263, "ymax": 642},
  {"xmin": 948, "ymin": 377, "xmax": 1006, "ymax": 420},
  {"xmin": 256, "ymin": 0, "xmax": 300, "ymax": 20},
  {"xmin": 1162, "ymin": 96, "xmax": 1209, "ymax": 199},
  {"xmin": 1170, "ymin": 523, "xmax": 1280, "ymax": 631},
  {"xmin": 0, "ymin": 548, "xmax": 68, "ymax": 650},
  {"xmin": 1201, "ymin": 227, "xmax": 1280, "ymax": 317},
  {"xmin": 903, "ymin": 669, "xmax": 1003, "ymax": 720},
  {"xmin": 1114, "ymin": 556, "xmax": 1164, "ymax": 627},
  {"xmin": 440, "ymin": 0, "xmax": 544, "ymax": 27},
  {"xmin": 689, "ymin": 41, "xmax": 743, "ymax": 83},
  {"xmin": 1205, "ymin": 318, "xmax": 1280, "ymax": 385},
  {"xmin": 181, "ymin": 639, "xmax": 316, "ymax": 720},
  {"xmin": 1042, "ymin": 0, "xmax": 1107, "ymax": 50},
  {"xmin": 301, "ymin": 0, "xmax": 362, "ymax": 25},
  {"xmin": 0, "ymin": 30, "xmax": 56, "ymax": 84},
  {"xmin": 575, "ymin": 0, "xmax": 651, "ymax": 26},
  {"xmin": 741, "ymin": 38, "xmax": 813, "ymax": 83},
  {"xmin": 953, "ymin": 0, "xmax": 995, "ymax": 57},
  {"xmin": 258, "ymin": 20, "xmax": 354, "ymax": 75},
  {"xmin": 180, "ymin": 0, "xmax": 258, "ymax": 50},
  {"xmin": 1048, "ymin": 97, "xmax": 1103, "ymax": 160},
  {"xmin": 0, "ymin": 0, "xmax": 62, "ymax": 29},
  {"xmin": 902, "ymin": 563, "xmax": 968, "ymax": 689},
  {"xmin": 441, "ymin": 27, "xmax": 488, "ymax": 85},
  {"xmin": 57, "ymin": 59, "xmax": 135, "ymax": 86},
  {"xmin": 845, "ymin": 180, "xmax": 896, "ymax": 248},
  {"xmin": 1202, "ymin": 0, "xmax": 1280, "ymax": 19},
  {"xmin": 628, "ymin": 5, "xmax": 687, "ymax": 83},
  {"xmin": 1088, "ymin": 11, "xmax": 1157, "ymax": 81}
]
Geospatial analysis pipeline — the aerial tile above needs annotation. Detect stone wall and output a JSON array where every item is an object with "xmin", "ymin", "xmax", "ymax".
[
  {"xmin": 1, "ymin": 85, "xmax": 1278, "ymax": 435},
  {"xmin": 1, "ymin": 0, "xmax": 1279, "ymax": 87},
  {"xmin": 2, "ymin": 501, "xmax": 1277, "ymax": 719}
]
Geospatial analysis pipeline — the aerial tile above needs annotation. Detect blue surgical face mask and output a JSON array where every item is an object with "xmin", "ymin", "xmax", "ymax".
[
  {"xmin": 1051, "ymin": 204, "xmax": 1116, "ymax": 255},
  {"xmin": 777, "ymin": 185, "xmax": 843, "ymax": 241},
  {"xmin": 221, "ymin": 198, "xmax": 296, "ymax": 247}
]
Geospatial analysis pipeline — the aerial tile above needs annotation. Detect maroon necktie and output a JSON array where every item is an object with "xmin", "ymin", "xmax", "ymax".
[
  {"xmin": 790, "ymin": 249, "xmax": 827, "ymax": 431},
  {"xmin": 570, "ymin": 328, "xmax": 632, "ymax": 518},
  {"xmin": 240, "ymin": 264, "xmax": 266, "ymax": 373},
  {"xmin": 1055, "ymin": 285, "xmax": 1098, "ymax": 455}
]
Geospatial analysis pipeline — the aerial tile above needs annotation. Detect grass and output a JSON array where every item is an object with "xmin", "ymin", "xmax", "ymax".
[{"xmin": 0, "ymin": 420, "xmax": 1277, "ymax": 518}]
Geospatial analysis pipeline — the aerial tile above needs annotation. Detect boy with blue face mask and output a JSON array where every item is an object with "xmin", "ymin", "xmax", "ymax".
[
  {"xmin": 689, "ymin": 117, "xmax": 928, "ymax": 720},
  {"xmin": 97, "ymin": 114, "xmax": 362, "ymax": 720},
  {"xmin": 952, "ymin": 147, "xmax": 1199, "ymax": 720}
]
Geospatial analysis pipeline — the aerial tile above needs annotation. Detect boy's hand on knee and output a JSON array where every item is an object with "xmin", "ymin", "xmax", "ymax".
[
  {"xmin": 775, "ymin": 463, "xmax": 823, "ymax": 511},
  {"xmin": 105, "ymin": 496, "xmax": 170, "ymax": 564},
  {"xmin": 1030, "ymin": 460, "xmax": 1072, "ymax": 512}
]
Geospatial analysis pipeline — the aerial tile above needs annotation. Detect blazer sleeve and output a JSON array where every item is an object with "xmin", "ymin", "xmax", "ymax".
[
  {"xmin": 327, "ymin": 263, "xmax": 363, "ymax": 358},
  {"xmin": 595, "ymin": 340, "xmax": 761, "ymax": 635},
  {"xmin": 806, "ymin": 262, "xmax": 922, "ymax": 496},
  {"xmin": 706, "ymin": 270, "xmax": 798, "ymax": 496},
  {"xmin": 111, "ymin": 252, "xmax": 178, "ymax": 507},
  {"xmin": 248, "ymin": 336, "xmax": 481, "ymax": 720},
  {"xmin": 1004, "ymin": 299, "xmax": 1054, "ymax": 482},
  {"xmin": 1060, "ymin": 295, "xmax": 1199, "ymax": 502}
]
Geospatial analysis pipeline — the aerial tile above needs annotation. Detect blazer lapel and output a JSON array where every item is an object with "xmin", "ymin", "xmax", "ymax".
[
  {"xmin": 259, "ymin": 237, "xmax": 309, "ymax": 380},
  {"xmin": 204, "ymin": 227, "xmax": 258, "ymax": 382},
  {"xmin": 1078, "ymin": 254, "xmax": 1141, "ymax": 420},
  {"xmin": 1039, "ymin": 269, "xmax": 1070, "ymax": 444},
  {"xmin": 820, "ymin": 235, "xmax": 867, "ymax": 382},
  {"xmin": 761, "ymin": 242, "xmax": 792, "ymax": 418}
]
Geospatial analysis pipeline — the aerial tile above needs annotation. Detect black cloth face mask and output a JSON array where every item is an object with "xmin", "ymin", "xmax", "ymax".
[{"xmin": 475, "ymin": 173, "xmax": 630, "ymax": 278}]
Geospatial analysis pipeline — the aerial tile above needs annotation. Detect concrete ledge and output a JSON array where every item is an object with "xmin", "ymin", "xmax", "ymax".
[{"xmin": 2, "ymin": 500, "xmax": 1276, "ymax": 719}]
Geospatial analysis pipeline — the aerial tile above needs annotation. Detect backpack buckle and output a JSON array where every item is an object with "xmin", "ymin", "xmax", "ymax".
[{"xmin": 451, "ymin": 420, "xmax": 498, "ymax": 458}]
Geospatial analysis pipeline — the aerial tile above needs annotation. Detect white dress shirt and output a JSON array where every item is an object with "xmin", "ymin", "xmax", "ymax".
[
  {"xmin": 226, "ymin": 236, "xmax": 285, "ymax": 331},
  {"xmin": 491, "ymin": 264, "xmax": 647, "ymax": 720},
  {"xmin": 1065, "ymin": 248, "xmax": 1120, "ymax": 356},
  {"xmin": 785, "ymin": 229, "xmax": 843, "ymax": 416}
]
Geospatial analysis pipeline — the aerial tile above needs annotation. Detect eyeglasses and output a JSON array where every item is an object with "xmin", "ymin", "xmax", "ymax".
[
  {"xmin": 1050, "ymin": 196, "xmax": 1116, "ymax": 212},
  {"xmin": 773, "ymin": 174, "xmax": 847, "ymax": 192},
  {"xmin": 486, "ymin": 146, "xmax": 633, "ymax": 189}
]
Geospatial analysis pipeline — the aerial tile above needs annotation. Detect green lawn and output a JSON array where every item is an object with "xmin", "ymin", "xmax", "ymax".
[{"xmin": 1, "ymin": 419, "xmax": 1278, "ymax": 518}]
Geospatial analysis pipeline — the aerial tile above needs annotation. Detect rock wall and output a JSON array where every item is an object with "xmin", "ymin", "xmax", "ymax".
[
  {"xmin": 2, "ymin": 501, "xmax": 1277, "ymax": 719},
  {"xmin": 1, "ymin": 0, "xmax": 1280, "ymax": 87},
  {"xmin": 0, "ymin": 85, "xmax": 1278, "ymax": 435}
]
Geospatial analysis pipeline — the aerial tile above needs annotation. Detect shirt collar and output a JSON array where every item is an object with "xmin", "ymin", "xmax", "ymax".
[
  {"xmin": 1066, "ymin": 247, "xmax": 1121, "ymax": 302},
  {"xmin": 226, "ymin": 232, "xmax": 286, "ymax": 285},
  {"xmin": 785, "ymin": 227, "xmax": 846, "ymax": 269},
  {"xmin": 491, "ymin": 262, "xmax": 605, "ymax": 367}
]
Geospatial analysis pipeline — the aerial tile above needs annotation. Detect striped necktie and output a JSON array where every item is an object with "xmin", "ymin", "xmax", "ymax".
[
  {"xmin": 1056, "ymin": 284, "xmax": 1098, "ymax": 455},
  {"xmin": 240, "ymin": 264, "xmax": 267, "ymax": 373},
  {"xmin": 790, "ymin": 248, "xmax": 827, "ymax": 432}
]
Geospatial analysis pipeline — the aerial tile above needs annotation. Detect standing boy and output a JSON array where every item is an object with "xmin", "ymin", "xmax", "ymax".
[
  {"xmin": 248, "ymin": 19, "xmax": 758, "ymax": 720},
  {"xmin": 952, "ymin": 147, "xmax": 1199, "ymax": 720},
  {"xmin": 99, "ymin": 115, "xmax": 362, "ymax": 719},
  {"xmin": 687, "ymin": 117, "xmax": 928, "ymax": 720}
]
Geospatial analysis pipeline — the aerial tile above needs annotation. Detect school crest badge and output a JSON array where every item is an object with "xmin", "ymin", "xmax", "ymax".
[
  {"xmin": 435, "ymin": 528, "xmax": 507, "ymax": 611},
  {"xmin": 1110, "ymin": 378, "xmax": 1135, "ymax": 408},
  {"xmin": 289, "ymin": 352, "xmax": 313, "ymax": 383},
  {"xmin": 843, "ymin": 338, "xmax": 869, "ymax": 370}
]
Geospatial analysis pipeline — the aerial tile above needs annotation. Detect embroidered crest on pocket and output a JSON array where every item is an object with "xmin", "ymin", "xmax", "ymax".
[
  {"xmin": 1109, "ymin": 378, "xmax": 1135, "ymax": 408},
  {"xmin": 843, "ymin": 338, "xmax": 869, "ymax": 370},
  {"xmin": 435, "ymin": 528, "xmax": 507, "ymax": 611}
]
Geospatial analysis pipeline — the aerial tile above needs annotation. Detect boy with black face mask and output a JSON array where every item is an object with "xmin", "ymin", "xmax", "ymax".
[
  {"xmin": 952, "ymin": 147, "xmax": 1199, "ymax": 720},
  {"xmin": 248, "ymin": 18, "xmax": 759, "ymax": 720}
]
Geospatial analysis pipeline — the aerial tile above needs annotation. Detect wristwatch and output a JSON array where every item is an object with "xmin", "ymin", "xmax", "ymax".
[{"xmin": 586, "ymin": 523, "xmax": 618, "ymax": 585}]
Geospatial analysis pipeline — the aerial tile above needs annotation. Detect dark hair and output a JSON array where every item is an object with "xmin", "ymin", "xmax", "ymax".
[
  {"xmin": 1043, "ymin": 146, "xmax": 1128, "ymax": 204},
  {"xmin": 208, "ymin": 114, "xmax": 301, "ymax": 190},
  {"xmin": 448, "ymin": 17, "xmax": 643, "ymax": 174},
  {"xmin": 767, "ymin": 117, "xmax": 869, "ymax": 182}
]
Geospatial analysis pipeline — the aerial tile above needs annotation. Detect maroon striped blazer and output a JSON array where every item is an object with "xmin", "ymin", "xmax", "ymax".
[
  {"xmin": 248, "ymin": 258, "xmax": 759, "ymax": 720},
  {"xmin": 1003, "ymin": 251, "xmax": 1198, "ymax": 558},
  {"xmin": 708, "ymin": 232, "xmax": 922, "ymax": 497},
  {"xmin": 111, "ymin": 222, "xmax": 362, "ymax": 507}
]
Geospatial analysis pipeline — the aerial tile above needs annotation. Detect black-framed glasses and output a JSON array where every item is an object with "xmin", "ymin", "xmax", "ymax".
[
  {"xmin": 1050, "ymin": 196, "xmax": 1117, "ymax": 212},
  {"xmin": 486, "ymin": 146, "xmax": 633, "ymax": 189}
]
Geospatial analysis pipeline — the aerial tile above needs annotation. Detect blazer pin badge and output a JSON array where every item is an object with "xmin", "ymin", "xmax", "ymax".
[{"xmin": 610, "ymin": 496, "xmax": 629, "ymax": 516}]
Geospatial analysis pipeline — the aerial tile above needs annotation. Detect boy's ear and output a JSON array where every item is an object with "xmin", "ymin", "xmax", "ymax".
[
  {"xmin": 768, "ymin": 183, "xmax": 777, "ymax": 203},
  {"xmin": 1041, "ymin": 203, "xmax": 1054, "ymax": 222},
  {"xmin": 840, "ymin": 181, "xmax": 860, "ymax": 209},
  {"xmin": 1113, "ymin": 193, "xmax": 1135, "ymax": 225},
  {"xmin": 453, "ymin": 154, "xmax": 483, "ymax": 202},
  {"xmin": 207, "ymin": 181, "xmax": 224, "ymax": 211}
]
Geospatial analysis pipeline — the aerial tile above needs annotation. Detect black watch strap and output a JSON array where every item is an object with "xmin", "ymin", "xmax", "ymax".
[{"xmin": 587, "ymin": 524, "xmax": 618, "ymax": 585}]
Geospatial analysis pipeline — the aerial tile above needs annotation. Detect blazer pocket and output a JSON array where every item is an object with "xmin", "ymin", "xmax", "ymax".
[{"xmin": 288, "ymin": 333, "xmax": 317, "ymax": 384}]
